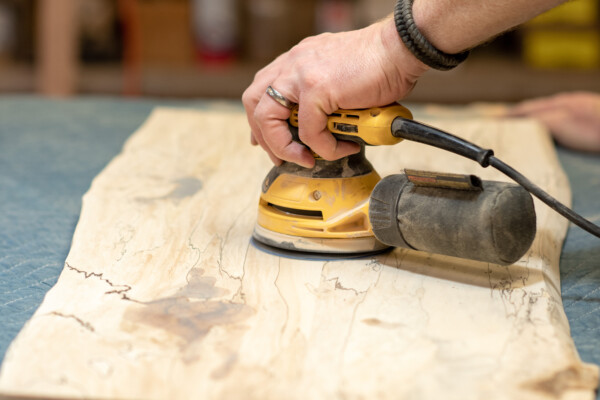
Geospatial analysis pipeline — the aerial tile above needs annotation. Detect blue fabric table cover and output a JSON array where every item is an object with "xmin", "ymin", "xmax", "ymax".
[{"xmin": 0, "ymin": 97, "xmax": 598, "ymax": 397}]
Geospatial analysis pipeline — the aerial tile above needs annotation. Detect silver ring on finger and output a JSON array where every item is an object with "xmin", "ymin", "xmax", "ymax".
[{"xmin": 266, "ymin": 86, "xmax": 296, "ymax": 110}]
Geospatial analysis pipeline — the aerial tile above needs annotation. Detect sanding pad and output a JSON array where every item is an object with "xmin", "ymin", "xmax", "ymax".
[
  {"xmin": 252, "ymin": 224, "xmax": 390, "ymax": 260},
  {"xmin": 250, "ymin": 237, "xmax": 390, "ymax": 261}
]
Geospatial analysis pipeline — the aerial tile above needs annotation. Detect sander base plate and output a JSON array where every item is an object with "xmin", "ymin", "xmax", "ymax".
[{"xmin": 252, "ymin": 224, "xmax": 390, "ymax": 260}]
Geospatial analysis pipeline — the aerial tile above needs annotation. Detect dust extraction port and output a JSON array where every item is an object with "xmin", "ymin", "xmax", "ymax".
[{"xmin": 268, "ymin": 203, "xmax": 324, "ymax": 219}]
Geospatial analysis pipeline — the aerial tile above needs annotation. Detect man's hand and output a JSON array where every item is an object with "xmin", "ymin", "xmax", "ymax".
[
  {"xmin": 242, "ymin": 17, "xmax": 428, "ymax": 168},
  {"xmin": 507, "ymin": 92, "xmax": 600, "ymax": 152},
  {"xmin": 242, "ymin": 0, "xmax": 570, "ymax": 166}
]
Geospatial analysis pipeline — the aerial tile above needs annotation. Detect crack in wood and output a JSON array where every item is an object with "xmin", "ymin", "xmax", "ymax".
[
  {"xmin": 215, "ymin": 202, "xmax": 253, "ymax": 291},
  {"xmin": 65, "ymin": 262, "xmax": 136, "ymax": 302},
  {"xmin": 230, "ymin": 242, "xmax": 249, "ymax": 304},
  {"xmin": 48, "ymin": 312, "xmax": 95, "ymax": 333},
  {"xmin": 339, "ymin": 263, "xmax": 383, "ymax": 363},
  {"xmin": 329, "ymin": 278, "xmax": 368, "ymax": 297},
  {"xmin": 274, "ymin": 258, "xmax": 290, "ymax": 337}
]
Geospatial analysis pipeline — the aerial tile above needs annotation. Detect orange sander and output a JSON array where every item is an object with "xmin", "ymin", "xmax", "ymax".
[{"xmin": 252, "ymin": 103, "xmax": 600, "ymax": 265}]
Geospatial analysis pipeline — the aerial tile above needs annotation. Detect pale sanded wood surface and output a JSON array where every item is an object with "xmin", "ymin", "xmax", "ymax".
[{"xmin": 0, "ymin": 108, "xmax": 597, "ymax": 399}]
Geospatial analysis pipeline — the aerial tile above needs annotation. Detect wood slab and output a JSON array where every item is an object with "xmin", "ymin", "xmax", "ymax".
[{"xmin": 0, "ymin": 108, "xmax": 597, "ymax": 399}]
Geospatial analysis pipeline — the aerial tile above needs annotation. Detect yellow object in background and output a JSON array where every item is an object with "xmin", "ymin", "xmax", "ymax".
[
  {"xmin": 528, "ymin": 0, "xmax": 598, "ymax": 26},
  {"xmin": 522, "ymin": 0, "xmax": 600, "ymax": 69},
  {"xmin": 523, "ymin": 30, "xmax": 600, "ymax": 69}
]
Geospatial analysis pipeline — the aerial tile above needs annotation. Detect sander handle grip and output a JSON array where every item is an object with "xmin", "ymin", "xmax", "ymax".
[
  {"xmin": 288, "ymin": 123, "xmax": 369, "ymax": 147},
  {"xmin": 288, "ymin": 104, "xmax": 411, "ymax": 147}
]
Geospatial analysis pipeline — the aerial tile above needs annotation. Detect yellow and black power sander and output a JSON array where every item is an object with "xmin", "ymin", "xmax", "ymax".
[{"xmin": 252, "ymin": 104, "xmax": 600, "ymax": 265}]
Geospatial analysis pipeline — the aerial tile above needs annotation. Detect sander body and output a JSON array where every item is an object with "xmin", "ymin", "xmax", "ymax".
[{"xmin": 253, "ymin": 103, "xmax": 599, "ymax": 265}]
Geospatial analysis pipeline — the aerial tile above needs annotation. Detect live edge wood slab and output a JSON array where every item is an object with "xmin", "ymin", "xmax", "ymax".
[{"xmin": 0, "ymin": 108, "xmax": 597, "ymax": 399}]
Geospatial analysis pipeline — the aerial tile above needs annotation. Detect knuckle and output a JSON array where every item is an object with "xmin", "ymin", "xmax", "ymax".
[
  {"xmin": 296, "ymin": 36, "xmax": 314, "ymax": 49},
  {"xmin": 241, "ymin": 88, "xmax": 253, "ymax": 106},
  {"xmin": 297, "ymin": 128, "xmax": 314, "ymax": 143},
  {"xmin": 288, "ymin": 43, "xmax": 304, "ymax": 57},
  {"xmin": 299, "ymin": 68, "xmax": 327, "ymax": 92},
  {"xmin": 253, "ymin": 66, "xmax": 268, "ymax": 81},
  {"xmin": 303, "ymin": 74, "xmax": 320, "ymax": 90},
  {"xmin": 253, "ymin": 106, "xmax": 267, "ymax": 124}
]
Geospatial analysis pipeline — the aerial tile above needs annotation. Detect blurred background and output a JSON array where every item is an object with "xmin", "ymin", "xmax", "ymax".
[{"xmin": 0, "ymin": 0, "xmax": 598, "ymax": 102}]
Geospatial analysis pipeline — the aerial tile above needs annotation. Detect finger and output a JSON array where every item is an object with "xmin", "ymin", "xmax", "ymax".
[
  {"xmin": 507, "ymin": 99, "xmax": 557, "ymax": 117},
  {"xmin": 251, "ymin": 126, "xmax": 283, "ymax": 165},
  {"xmin": 243, "ymin": 80, "xmax": 289, "ymax": 164},
  {"xmin": 243, "ymin": 89, "xmax": 267, "ymax": 153},
  {"xmin": 254, "ymin": 96, "xmax": 314, "ymax": 168},
  {"xmin": 297, "ymin": 97, "xmax": 360, "ymax": 160},
  {"xmin": 304, "ymin": 125, "xmax": 361, "ymax": 161},
  {"xmin": 249, "ymin": 116, "xmax": 280, "ymax": 160},
  {"xmin": 242, "ymin": 58, "xmax": 288, "ymax": 148},
  {"xmin": 528, "ymin": 109, "xmax": 600, "ymax": 151},
  {"xmin": 247, "ymin": 90, "xmax": 284, "ymax": 165},
  {"xmin": 264, "ymin": 124, "xmax": 314, "ymax": 167},
  {"xmin": 243, "ymin": 85, "xmax": 268, "ymax": 141},
  {"xmin": 267, "ymin": 151, "xmax": 284, "ymax": 166},
  {"xmin": 250, "ymin": 131, "xmax": 282, "ymax": 167},
  {"xmin": 507, "ymin": 93, "xmax": 578, "ymax": 117},
  {"xmin": 528, "ymin": 109, "xmax": 571, "ymax": 133}
]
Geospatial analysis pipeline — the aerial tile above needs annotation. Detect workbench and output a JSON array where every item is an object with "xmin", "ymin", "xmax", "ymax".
[{"xmin": 0, "ymin": 96, "xmax": 598, "ymax": 398}]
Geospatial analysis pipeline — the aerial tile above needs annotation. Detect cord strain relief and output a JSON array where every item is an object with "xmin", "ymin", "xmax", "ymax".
[{"xmin": 478, "ymin": 150, "xmax": 494, "ymax": 167}]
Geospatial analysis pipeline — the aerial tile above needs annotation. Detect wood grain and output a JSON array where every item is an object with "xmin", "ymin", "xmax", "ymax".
[{"xmin": 0, "ymin": 108, "xmax": 597, "ymax": 399}]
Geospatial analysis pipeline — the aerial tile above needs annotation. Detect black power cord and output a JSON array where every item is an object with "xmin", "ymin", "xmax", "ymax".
[{"xmin": 391, "ymin": 117, "xmax": 600, "ymax": 238}]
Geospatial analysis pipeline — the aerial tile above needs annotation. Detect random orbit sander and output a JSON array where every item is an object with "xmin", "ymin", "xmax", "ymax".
[{"xmin": 252, "ymin": 102, "xmax": 600, "ymax": 265}]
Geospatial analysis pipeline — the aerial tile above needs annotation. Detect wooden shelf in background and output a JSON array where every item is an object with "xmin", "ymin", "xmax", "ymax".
[
  {"xmin": 78, "ymin": 62, "xmax": 259, "ymax": 98},
  {"xmin": 138, "ymin": 63, "xmax": 259, "ymax": 98},
  {"xmin": 408, "ymin": 55, "xmax": 600, "ymax": 103},
  {"xmin": 0, "ymin": 63, "xmax": 35, "ymax": 92},
  {"xmin": 2, "ymin": 56, "xmax": 599, "ymax": 102}
]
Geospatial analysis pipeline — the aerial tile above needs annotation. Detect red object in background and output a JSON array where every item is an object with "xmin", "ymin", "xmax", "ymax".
[
  {"xmin": 118, "ymin": 0, "xmax": 142, "ymax": 96},
  {"xmin": 192, "ymin": 0, "xmax": 238, "ymax": 65},
  {"xmin": 315, "ymin": 0, "xmax": 355, "ymax": 33},
  {"xmin": 196, "ymin": 47, "xmax": 236, "ymax": 66}
]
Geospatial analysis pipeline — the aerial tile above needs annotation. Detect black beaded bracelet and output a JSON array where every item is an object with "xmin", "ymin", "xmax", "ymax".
[{"xmin": 394, "ymin": 0, "xmax": 469, "ymax": 70}]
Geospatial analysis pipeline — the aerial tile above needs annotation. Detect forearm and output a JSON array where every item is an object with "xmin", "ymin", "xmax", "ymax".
[{"xmin": 412, "ymin": 0, "xmax": 567, "ymax": 53}]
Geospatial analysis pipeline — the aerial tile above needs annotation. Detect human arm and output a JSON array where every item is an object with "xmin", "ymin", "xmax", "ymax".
[
  {"xmin": 507, "ymin": 92, "xmax": 600, "ymax": 152},
  {"xmin": 412, "ymin": 0, "xmax": 565, "ymax": 54},
  {"xmin": 242, "ymin": 0, "xmax": 567, "ymax": 167}
]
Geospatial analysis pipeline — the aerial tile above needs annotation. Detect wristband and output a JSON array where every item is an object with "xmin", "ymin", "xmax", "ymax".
[{"xmin": 394, "ymin": 0, "xmax": 469, "ymax": 70}]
